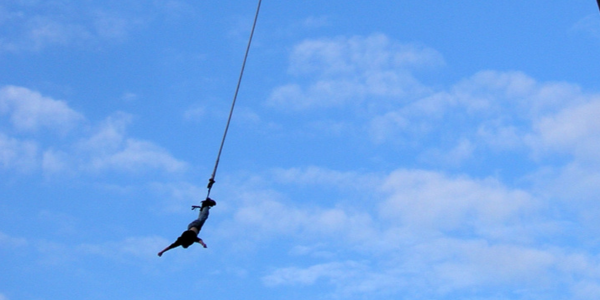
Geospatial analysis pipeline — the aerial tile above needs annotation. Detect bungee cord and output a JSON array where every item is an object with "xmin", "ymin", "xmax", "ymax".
[{"xmin": 203, "ymin": 0, "xmax": 262, "ymax": 201}]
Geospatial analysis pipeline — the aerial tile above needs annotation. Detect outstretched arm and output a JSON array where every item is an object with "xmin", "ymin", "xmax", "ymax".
[
  {"xmin": 158, "ymin": 243, "xmax": 178, "ymax": 257},
  {"xmin": 197, "ymin": 238, "xmax": 207, "ymax": 248}
]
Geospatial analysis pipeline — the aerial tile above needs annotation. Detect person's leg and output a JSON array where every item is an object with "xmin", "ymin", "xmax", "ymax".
[{"xmin": 188, "ymin": 206, "xmax": 210, "ymax": 231}]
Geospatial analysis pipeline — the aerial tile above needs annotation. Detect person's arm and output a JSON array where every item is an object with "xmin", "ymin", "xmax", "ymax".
[
  {"xmin": 158, "ymin": 242, "xmax": 179, "ymax": 257},
  {"xmin": 196, "ymin": 238, "xmax": 207, "ymax": 248}
]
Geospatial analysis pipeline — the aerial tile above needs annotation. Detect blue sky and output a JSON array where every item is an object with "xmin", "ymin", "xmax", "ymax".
[{"xmin": 2, "ymin": 1, "xmax": 600, "ymax": 299}]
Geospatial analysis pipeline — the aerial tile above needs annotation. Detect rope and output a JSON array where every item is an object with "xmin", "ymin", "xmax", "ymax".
[{"xmin": 205, "ymin": 0, "xmax": 262, "ymax": 200}]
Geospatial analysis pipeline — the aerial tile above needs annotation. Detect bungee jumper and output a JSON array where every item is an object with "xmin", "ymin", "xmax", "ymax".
[
  {"xmin": 156, "ymin": 0, "xmax": 262, "ymax": 257},
  {"xmin": 158, "ymin": 198, "xmax": 217, "ymax": 256}
]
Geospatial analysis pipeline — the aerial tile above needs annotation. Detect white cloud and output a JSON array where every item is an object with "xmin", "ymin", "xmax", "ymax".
[
  {"xmin": 78, "ymin": 112, "xmax": 187, "ymax": 173},
  {"xmin": 301, "ymin": 16, "xmax": 330, "ymax": 29},
  {"xmin": 249, "ymin": 55, "xmax": 600, "ymax": 295},
  {"xmin": 121, "ymin": 92, "xmax": 138, "ymax": 102},
  {"xmin": 92, "ymin": 10, "xmax": 137, "ymax": 40},
  {"xmin": 418, "ymin": 138, "xmax": 476, "ymax": 167},
  {"xmin": 41, "ymin": 149, "xmax": 69, "ymax": 174},
  {"xmin": 9, "ymin": 234, "xmax": 169, "ymax": 266},
  {"xmin": 0, "ymin": 86, "xmax": 186, "ymax": 175},
  {"xmin": 369, "ymin": 111, "xmax": 411, "ymax": 143},
  {"xmin": 0, "ymin": 86, "xmax": 84, "ymax": 133},
  {"xmin": 372, "ymin": 70, "xmax": 570, "ymax": 140},
  {"xmin": 220, "ymin": 166, "xmax": 600, "ymax": 298},
  {"xmin": 27, "ymin": 17, "xmax": 90, "ymax": 50},
  {"xmin": 232, "ymin": 197, "xmax": 307, "ymax": 236},
  {"xmin": 270, "ymin": 52, "xmax": 598, "ymax": 167},
  {"xmin": 80, "ymin": 112, "xmax": 131, "ymax": 152},
  {"xmin": 260, "ymin": 237, "xmax": 600, "ymax": 299},
  {"xmin": 448, "ymin": 70, "xmax": 538, "ymax": 114},
  {"xmin": 0, "ymin": 9, "xmax": 90, "ymax": 52},
  {"xmin": 79, "ymin": 236, "xmax": 170, "ymax": 261},
  {"xmin": 572, "ymin": 280, "xmax": 600, "ymax": 300},
  {"xmin": 267, "ymin": 34, "xmax": 443, "ymax": 110},
  {"xmin": 224, "ymin": 166, "xmax": 539, "ymax": 245},
  {"xmin": 477, "ymin": 121, "xmax": 523, "ymax": 150},
  {"xmin": 571, "ymin": 14, "xmax": 600, "ymax": 39},
  {"xmin": 447, "ymin": 71, "xmax": 585, "ymax": 121},
  {"xmin": 0, "ymin": 231, "xmax": 28, "ymax": 248},
  {"xmin": 379, "ymin": 169, "xmax": 536, "ymax": 235},
  {"xmin": 528, "ymin": 96, "xmax": 600, "ymax": 163},
  {"xmin": 263, "ymin": 261, "xmax": 366, "ymax": 287},
  {"xmin": 0, "ymin": 1, "xmax": 185, "ymax": 52},
  {"xmin": 432, "ymin": 240, "xmax": 556, "ymax": 288},
  {"xmin": 183, "ymin": 105, "xmax": 206, "ymax": 121},
  {"xmin": 526, "ymin": 162, "xmax": 600, "ymax": 228},
  {"xmin": 267, "ymin": 36, "xmax": 600, "ymax": 170},
  {"xmin": 152, "ymin": 0, "xmax": 196, "ymax": 18},
  {"xmin": 222, "ymin": 186, "xmax": 375, "ymax": 244},
  {"xmin": 287, "ymin": 34, "xmax": 442, "ymax": 76},
  {"xmin": 0, "ymin": 133, "xmax": 38, "ymax": 171},
  {"xmin": 365, "ymin": 70, "xmax": 600, "ymax": 171},
  {"xmin": 270, "ymin": 166, "xmax": 379, "ymax": 191},
  {"xmin": 150, "ymin": 181, "xmax": 208, "ymax": 212},
  {"xmin": 90, "ymin": 139, "xmax": 187, "ymax": 173}
]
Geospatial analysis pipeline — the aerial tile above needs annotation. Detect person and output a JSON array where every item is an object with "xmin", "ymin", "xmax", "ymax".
[{"xmin": 158, "ymin": 198, "xmax": 217, "ymax": 257}]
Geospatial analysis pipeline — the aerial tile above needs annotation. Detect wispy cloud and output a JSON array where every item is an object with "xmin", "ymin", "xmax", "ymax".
[
  {"xmin": 240, "ymin": 32, "xmax": 600, "ymax": 297},
  {"xmin": 0, "ymin": 0, "xmax": 191, "ymax": 52},
  {"xmin": 0, "ymin": 231, "xmax": 28, "ymax": 248},
  {"xmin": 78, "ymin": 236, "xmax": 170, "ymax": 261},
  {"xmin": 267, "ymin": 34, "xmax": 600, "ymax": 173},
  {"xmin": 266, "ymin": 36, "xmax": 600, "ymax": 172},
  {"xmin": 267, "ymin": 33, "xmax": 444, "ymax": 110},
  {"xmin": 379, "ymin": 169, "xmax": 537, "ymax": 235},
  {"xmin": 0, "ymin": 85, "xmax": 187, "ymax": 175},
  {"xmin": 301, "ymin": 16, "xmax": 331, "ymax": 29},
  {"xmin": 219, "ymin": 166, "xmax": 600, "ymax": 298},
  {"xmin": 366, "ymin": 69, "xmax": 600, "ymax": 173},
  {"xmin": 528, "ymin": 95, "xmax": 600, "ymax": 163},
  {"xmin": 0, "ymin": 133, "xmax": 37, "ymax": 172},
  {"xmin": 263, "ymin": 261, "xmax": 367, "ymax": 287},
  {"xmin": 571, "ymin": 14, "xmax": 600, "ymax": 39},
  {"xmin": 2, "ymin": 231, "xmax": 168, "ymax": 266},
  {"xmin": 76, "ymin": 112, "xmax": 187, "ymax": 173},
  {"xmin": 270, "ymin": 166, "xmax": 380, "ymax": 190},
  {"xmin": 0, "ymin": 85, "xmax": 84, "ymax": 133}
]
